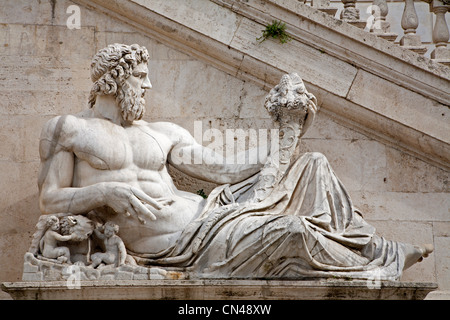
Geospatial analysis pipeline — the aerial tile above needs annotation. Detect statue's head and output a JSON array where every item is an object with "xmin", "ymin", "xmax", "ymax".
[
  {"xmin": 46, "ymin": 215, "xmax": 60, "ymax": 231},
  {"xmin": 88, "ymin": 43, "xmax": 151, "ymax": 122},
  {"xmin": 264, "ymin": 73, "xmax": 317, "ymax": 122},
  {"xmin": 104, "ymin": 221, "xmax": 119, "ymax": 237}
]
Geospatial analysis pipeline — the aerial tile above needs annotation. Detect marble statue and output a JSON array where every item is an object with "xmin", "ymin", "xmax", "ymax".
[
  {"xmin": 91, "ymin": 222, "xmax": 127, "ymax": 268},
  {"xmin": 39, "ymin": 216, "xmax": 73, "ymax": 263},
  {"xmin": 25, "ymin": 43, "xmax": 433, "ymax": 281}
]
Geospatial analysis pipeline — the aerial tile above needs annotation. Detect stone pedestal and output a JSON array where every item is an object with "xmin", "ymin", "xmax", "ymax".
[
  {"xmin": 431, "ymin": 46, "xmax": 450, "ymax": 66},
  {"xmin": 400, "ymin": 34, "xmax": 428, "ymax": 55},
  {"xmin": 311, "ymin": 0, "xmax": 338, "ymax": 16},
  {"xmin": 1, "ymin": 280, "xmax": 437, "ymax": 300}
]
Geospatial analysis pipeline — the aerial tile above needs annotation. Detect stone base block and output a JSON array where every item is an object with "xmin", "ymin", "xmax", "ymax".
[
  {"xmin": 1, "ymin": 279, "xmax": 437, "ymax": 300},
  {"xmin": 20, "ymin": 252, "xmax": 185, "ymax": 282}
]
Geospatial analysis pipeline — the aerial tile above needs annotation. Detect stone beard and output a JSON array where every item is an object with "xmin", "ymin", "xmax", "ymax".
[{"xmin": 116, "ymin": 79, "xmax": 146, "ymax": 122}]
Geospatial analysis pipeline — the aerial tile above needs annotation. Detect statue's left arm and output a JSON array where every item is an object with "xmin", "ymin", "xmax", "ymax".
[{"xmin": 166, "ymin": 124, "xmax": 266, "ymax": 184}]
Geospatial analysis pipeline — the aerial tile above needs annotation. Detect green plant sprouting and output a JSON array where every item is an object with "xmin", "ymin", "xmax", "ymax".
[
  {"xmin": 196, "ymin": 189, "xmax": 208, "ymax": 199},
  {"xmin": 257, "ymin": 20, "xmax": 292, "ymax": 44}
]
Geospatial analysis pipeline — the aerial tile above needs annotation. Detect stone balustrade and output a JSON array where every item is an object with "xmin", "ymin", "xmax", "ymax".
[{"xmin": 309, "ymin": 0, "xmax": 450, "ymax": 65}]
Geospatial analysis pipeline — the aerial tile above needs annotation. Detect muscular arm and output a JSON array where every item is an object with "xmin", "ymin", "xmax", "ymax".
[
  {"xmin": 38, "ymin": 116, "xmax": 161, "ymax": 222},
  {"xmin": 38, "ymin": 116, "xmax": 106, "ymax": 215},
  {"xmin": 39, "ymin": 151, "xmax": 108, "ymax": 215},
  {"xmin": 167, "ymin": 124, "xmax": 268, "ymax": 184}
]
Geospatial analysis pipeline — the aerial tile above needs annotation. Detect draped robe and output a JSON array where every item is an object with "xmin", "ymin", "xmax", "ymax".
[{"xmin": 131, "ymin": 152, "xmax": 411, "ymax": 281}]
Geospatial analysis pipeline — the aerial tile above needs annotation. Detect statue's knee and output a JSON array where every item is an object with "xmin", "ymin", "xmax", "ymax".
[
  {"xmin": 304, "ymin": 152, "xmax": 326, "ymax": 162},
  {"xmin": 57, "ymin": 247, "xmax": 70, "ymax": 257},
  {"xmin": 280, "ymin": 216, "xmax": 305, "ymax": 236}
]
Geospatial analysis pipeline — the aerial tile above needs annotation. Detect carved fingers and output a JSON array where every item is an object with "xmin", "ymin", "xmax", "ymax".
[
  {"xmin": 124, "ymin": 186, "xmax": 165, "ymax": 223},
  {"xmin": 102, "ymin": 182, "xmax": 173, "ymax": 224},
  {"xmin": 126, "ymin": 187, "xmax": 177, "ymax": 224},
  {"xmin": 300, "ymin": 99, "xmax": 318, "ymax": 138},
  {"xmin": 127, "ymin": 193, "xmax": 156, "ymax": 223},
  {"xmin": 131, "ymin": 187, "xmax": 162, "ymax": 210}
]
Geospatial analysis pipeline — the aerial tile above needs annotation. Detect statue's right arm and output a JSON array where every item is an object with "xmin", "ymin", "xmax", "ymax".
[
  {"xmin": 38, "ymin": 116, "xmax": 160, "ymax": 223},
  {"xmin": 38, "ymin": 116, "xmax": 109, "ymax": 215}
]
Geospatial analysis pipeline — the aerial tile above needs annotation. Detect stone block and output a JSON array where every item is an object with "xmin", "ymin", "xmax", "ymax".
[
  {"xmin": 1, "ymin": 280, "xmax": 438, "ymax": 300},
  {"xmin": 0, "ymin": 24, "xmax": 95, "ymax": 63},
  {"xmin": 132, "ymin": 273, "xmax": 149, "ymax": 280},
  {"xmin": 148, "ymin": 273, "xmax": 165, "ymax": 280},
  {"xmin": 385, "ymin": 147, "xmax": 449, "ymax": 193},
  {"xmin": 0, "ymin": 162, "xmax": 40, "ymax": 210},
  {"xmin": 433, "ymin": 221, "xmax": 450, "ymax": 238},
  {"xmin": 347, "ymin": 70, "xmax": 449, "ymax": 145},
  {"xmin": 0, "ymin": 116, "xmax": 51, "ymax": 162},
  {"xmin": 146, "ymin": 60, "xmax": 243, "ymax": 120},
  {"xmin": 99, "ymin": 274, "xmax": 115, "ymax": 280},
  {"xmin": 400, "ymin": 34, "xmax": 426, "ymax": 47},
  {"xmin": 22, "ymin": 272, "xmax": 43, "ymax": 282},
  {"xmin": 42, "ymin": 268, "xmax": 64, "ymax": 281},
  {"xmin": 115, "ymin": 271, "xmax": 134, "ymax": 280},
  {"xmin": 303, "ymin": 112, "xmax": 371, "ymax": 141},
  {"xmin": 431, "ymin": 46, "xmax": 450, "ymax": 60},
  {"xmin": 149, "ymin": 267, "xmax": 168, "ymax": 280},
  {"xmin": 134, "ymin": 0, "xmax": 241, "ymax": 45},
  {"xmin": 434, "ymin": 235, "xmax": 450, "ymax": 290},
  {"xmin": 22, "ymin": 262, "xmax": 39, "ymax": 274},
  {"xmin": 351, "ymin": 191, "xmax": 449, "ymax": 222},
  {"xmin": 230, "ymin": 18, "xmax": 358, "ymax": 98}
]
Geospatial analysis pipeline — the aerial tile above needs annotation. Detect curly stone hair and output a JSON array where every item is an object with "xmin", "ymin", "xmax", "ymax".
[
  {"xmin": 264, "ymin": 73, "xmax": 316, "ymax": 120},
  {"xmin": 104, "ymin": 221, "xmax": 119, "ymax": 234},
  {"xmin": 88, "ymin": 43, "xmax": 149, "ymax": 109}
]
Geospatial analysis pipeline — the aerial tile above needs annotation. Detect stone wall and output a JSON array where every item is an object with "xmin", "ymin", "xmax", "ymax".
[{"xmin": 0, "ymin": 0, "xmax": 448, "ymax": 298}]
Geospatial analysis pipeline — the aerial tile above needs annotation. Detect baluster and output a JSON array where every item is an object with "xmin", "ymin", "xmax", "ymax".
[
  {"xmin": 341, "ymin": 0, "xmax": 366, "ymax": 28},
  {"xmin": 312, "ymin": 0, "xmax": 338, "ymax": 17},
  {"xmin": 341, "ymin": 0, "xmax": 359, "ymax": 20},
  {"xmin": 370, "ymin": 0, "xmax": 397, "ymax": 42},
  {"xmin": 430, "ymin": 0, "xmax": 450, "ymax": 66},
  {"xmin": 400, "ymin": 0, "xmax": 427, "ymax": 55}
]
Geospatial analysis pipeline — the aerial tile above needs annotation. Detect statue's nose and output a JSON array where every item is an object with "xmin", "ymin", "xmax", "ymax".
[{"xmin": 142, "ymin": 76, "xmax": 152, "ymax": 89}]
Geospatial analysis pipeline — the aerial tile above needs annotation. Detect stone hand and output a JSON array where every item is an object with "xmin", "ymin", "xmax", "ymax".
[
  {"xmin": 101, "ymin": 182, "xmax": 161, "ymax": 224},
  {"xmin": 70, "ymin": 233, "xmax": 85, "ymax": 242},
  {"xmin": 142, "ymin": 198, "xmax": 174, "ymax": 216},
  {"xmin": 301, "ymin": 96, "xmax": 318, "ymax": 137}
]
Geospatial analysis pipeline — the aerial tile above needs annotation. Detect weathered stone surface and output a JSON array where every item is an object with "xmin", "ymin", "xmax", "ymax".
[
  {"xmin": 229, "ymin": 17, "xmax": 359, "ymax": 98},
  {"xmin": 1, "ymin": 279, "xmax": 438, "ymax": 300},
  {"xmin": 346, "ymin": 69, "xmax": 449, "ymax": 145}
]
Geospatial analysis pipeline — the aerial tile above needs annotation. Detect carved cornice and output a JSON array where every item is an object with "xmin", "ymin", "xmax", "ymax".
[{"xmin": 73, "ymin": 0, "xmax": 449, "ymax": 170}]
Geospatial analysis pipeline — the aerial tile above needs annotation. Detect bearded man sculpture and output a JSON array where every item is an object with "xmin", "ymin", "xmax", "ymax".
[{"xmin": 27, "ymin": 43, "xmax": 432, "ymax": 281}]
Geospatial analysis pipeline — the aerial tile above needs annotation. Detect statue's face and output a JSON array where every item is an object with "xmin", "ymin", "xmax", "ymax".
[
  {"xmin": 117, "ymin": 63, "xmax": 152, "ymax": 122},
  {"xmin": 104, "ymin": 226, "xmax": 115, "ymax": 238},
  {"xmin": 51, "ymin": 221, "xmax": 60, "ymax": 231},
  {"xmin": 125, "ymin": 63, "xmax": 152, "ymax": 94}
]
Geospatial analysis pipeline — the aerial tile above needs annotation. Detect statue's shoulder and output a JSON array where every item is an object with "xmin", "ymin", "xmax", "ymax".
[
  {"xmin": 145, "ymin": 121, "xmax": 194, "ymax": 143},
  {"xmin": 39, "ymin": 114, "xmax": 84, "ymax": 159},
  {"xmin": 40, "ymin": 114, "xmax": 82, "ymax": 140}
]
